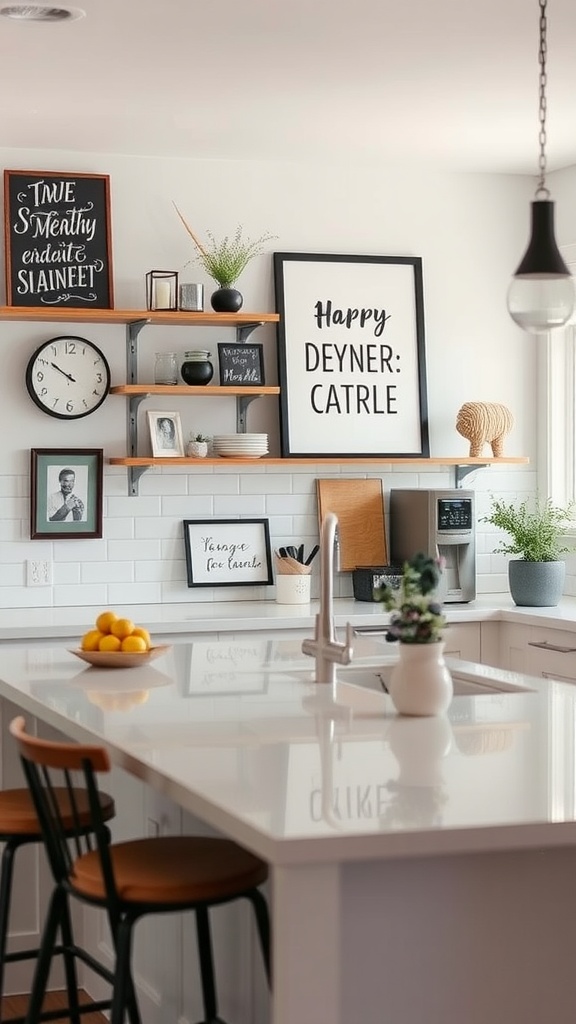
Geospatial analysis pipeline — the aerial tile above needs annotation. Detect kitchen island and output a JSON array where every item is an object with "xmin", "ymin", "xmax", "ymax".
[{"xmin": 1, "ymin": 635, "xmax": 576, "ymax": 1024}]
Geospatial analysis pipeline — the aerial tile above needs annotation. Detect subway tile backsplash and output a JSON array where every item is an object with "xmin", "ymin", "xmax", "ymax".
[{"xmin": 0, "ymin": 463, "xmax": 555, "ymax": 609}]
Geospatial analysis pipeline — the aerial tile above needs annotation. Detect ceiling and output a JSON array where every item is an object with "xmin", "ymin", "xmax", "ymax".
[{"xmin": 2, "ymin": 0, "xmax": 576, "ymax": 175}]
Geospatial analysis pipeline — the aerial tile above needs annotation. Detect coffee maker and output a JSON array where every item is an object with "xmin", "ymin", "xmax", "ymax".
[{"xmin": 389, "ymin": 489, "xmax": 476, "ymax": 603}]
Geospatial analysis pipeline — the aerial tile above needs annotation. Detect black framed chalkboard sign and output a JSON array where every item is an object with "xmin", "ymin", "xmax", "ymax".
[
  {"xmin": 3, "ymin": 169, "xmax": 114, "ymax": 309},
  {"xmin": 217, "ymin": 342, "xmax": 265, "ymax": 386}
]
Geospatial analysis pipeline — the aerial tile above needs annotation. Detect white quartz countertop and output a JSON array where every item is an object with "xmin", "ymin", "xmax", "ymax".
[
  {"xmin": 3, "ymin": 595, "xmax": 576, "ymax": 641},
  {"xmin": 1, "ymin": 634, "xmax": 576, "ymax": 865}
]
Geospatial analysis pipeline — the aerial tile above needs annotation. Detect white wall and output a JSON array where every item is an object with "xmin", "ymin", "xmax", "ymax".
[{"xmin": 0, "ymin": 148, "xmax": 546, "ymax": 611}]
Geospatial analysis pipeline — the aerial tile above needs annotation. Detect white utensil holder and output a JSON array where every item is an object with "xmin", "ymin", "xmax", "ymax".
[{"xmin": 275, "ymin": 573, "xmax": 311, "ymax": 605}]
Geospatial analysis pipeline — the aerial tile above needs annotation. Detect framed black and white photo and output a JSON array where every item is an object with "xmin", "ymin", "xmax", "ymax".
[
  {"xmin": 273, "ymin": 252, "xmax": 430, "ymax": 458},
  {"xmin": 183, "ymin": 518, "xmax": 274, "ymax": 587},
  {"xmin": 147, "ymin": 411, "xmax": 184, "ymax": 457},
  {"xmin": 217, "ymin": 343, "xmax": 265, "ymax": 386},
  {"xmin": 30, "ymin": 448, "xmax": 103, "ymax": 539}
]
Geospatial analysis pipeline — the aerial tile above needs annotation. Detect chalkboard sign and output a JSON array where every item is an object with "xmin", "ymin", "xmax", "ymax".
[
  {"xmin": 217, "ymin": 343, "xmax": 265, "ymax": 386},
  {"xmin": 3, "ymin": 169, "xmax": 114, "ymax": 309}
]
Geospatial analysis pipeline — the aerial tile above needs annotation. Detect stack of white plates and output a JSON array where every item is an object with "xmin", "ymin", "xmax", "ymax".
[{"xmin": 212, "ymin": 434, "xmax": 269, "ymax": 458}]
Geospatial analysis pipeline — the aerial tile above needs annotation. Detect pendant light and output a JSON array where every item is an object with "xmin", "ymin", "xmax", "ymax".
[{"xmin": 507, "ymin": 0, "xmax": 575, "ymax": 333}]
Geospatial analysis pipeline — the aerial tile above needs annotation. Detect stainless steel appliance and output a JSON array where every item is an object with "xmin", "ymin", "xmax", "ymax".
[{"xmin": 389, "ymin": 489, "xmax": 476, "ymax": 603}]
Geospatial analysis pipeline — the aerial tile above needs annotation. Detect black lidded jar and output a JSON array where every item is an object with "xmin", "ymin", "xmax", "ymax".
[{"xmin": 180, "ymin": 350, "xmax": 214, "ymax": 386}]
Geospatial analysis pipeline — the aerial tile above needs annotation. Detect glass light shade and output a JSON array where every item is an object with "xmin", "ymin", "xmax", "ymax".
[
  {"xmin": 507, "ymin": 200, "xmax": 575, "ymax": 333},
  {"xmin": 507, "ymin": 274, "xmax": 575, "ymax": 333}
]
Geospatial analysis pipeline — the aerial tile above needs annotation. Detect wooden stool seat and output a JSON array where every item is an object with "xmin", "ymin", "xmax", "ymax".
[
  {"xmin": 0, "ymin": 787, "xmax": 115, "ymax": 837},
  {"xmin": 72, "ymin": 835, "xmax": 268, "ymax": 904}
]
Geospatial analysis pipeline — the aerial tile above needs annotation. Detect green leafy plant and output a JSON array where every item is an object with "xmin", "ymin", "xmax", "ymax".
[
  {"xmin": 189, "ymin": 432, "xmax": 210, "ymax": 443},
  {"xmin": 173, "ymin": 204, "xmax": 276, "ymax": 288},
  {"xmin": 373, "ymin": 552, "xmax": 446, "ymax": 644},
  {"xmin": 481, "ymin": 495, "xmax": 576, "ymax": 562}
]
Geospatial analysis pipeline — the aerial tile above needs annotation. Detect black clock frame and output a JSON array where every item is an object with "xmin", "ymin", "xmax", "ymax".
[{"xmin": 25, "ymin": 335, "xmax": 111, "ymax": 420}]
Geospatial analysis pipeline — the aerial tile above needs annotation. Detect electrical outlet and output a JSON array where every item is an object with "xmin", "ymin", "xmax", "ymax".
[{"xmin": 26, "ymin": 559, "xmax": 53, "ymax": 587}]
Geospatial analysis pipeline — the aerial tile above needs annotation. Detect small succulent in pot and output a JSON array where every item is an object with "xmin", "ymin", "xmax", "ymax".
[
  {"xmin": 186, "ymin": 432, "xmax": 211, "ymax": 458},
  {"xmin": 373, "ymin": 552, "xmax": 446, "ymax": 644}
]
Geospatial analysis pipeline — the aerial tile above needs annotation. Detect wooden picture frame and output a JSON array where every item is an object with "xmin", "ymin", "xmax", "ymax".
[
  {"xmin": 183, "ymin": 518, "xmax": 274, "ymax": 587},
  {"xmin": 273, "ymin": 252, "xmax": 430, "ymax": 458},
  {"xmin": 147, "ymin": 411, "xmax": 185, "ymax": 457},
  {"xmin": 217, "ymin": 342, "xmax": 265, "ymax": 386},
  {"xmin": 4, "ymin": 169, "xmax": 114, "ymax": 309},
  {"xmin": 30, "ymin": 448, "xmax": 103, "ymax": 539}
]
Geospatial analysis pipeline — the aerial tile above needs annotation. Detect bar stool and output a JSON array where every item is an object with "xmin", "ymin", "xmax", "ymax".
[
  {"xmin": 9, "ymin": 716, "xmax": 271, "ymax": 1024},
  {"xmin": 0, "ymin": 785, "xmax": 115, "ymax": 1024}
]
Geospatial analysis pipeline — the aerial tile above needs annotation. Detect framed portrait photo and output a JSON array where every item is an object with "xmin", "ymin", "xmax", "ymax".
[
  {"xmin": 30, "ymin": 448, "xmax": 103, "ymax": 539},
  {"xmin": 183, "ymin": 518, "xmax": 274, "ymax": 587},
  {"xmin": 147, "ymin": 411, "xmax": 185, "ymax": 457}
]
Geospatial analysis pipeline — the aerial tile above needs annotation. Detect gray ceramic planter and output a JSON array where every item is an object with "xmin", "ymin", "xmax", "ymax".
[{"xmin": 508, "ymin": 559, "xmax": 566, "ymax": 607}]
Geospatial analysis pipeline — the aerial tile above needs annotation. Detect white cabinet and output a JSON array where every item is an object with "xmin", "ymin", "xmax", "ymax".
[{"xmin": 497, "ymin": 622, "xmax": 576, "ymax": 682}]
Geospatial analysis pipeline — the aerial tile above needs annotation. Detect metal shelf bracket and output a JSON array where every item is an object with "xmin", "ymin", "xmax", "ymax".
[
  {"xmin": 237, "ymin": 394, "xmax": 263, "ymax": 433},
  {"xmin": 236, "ymin": 321, "xmax": 264, "ymax": 344},
  {"xmin": 455, "ymin": 463, "xmax": 488, "ymax": 488},
  {"xmin": 127, "ymin": 393, "xmax": 151, "ymax": 496}
]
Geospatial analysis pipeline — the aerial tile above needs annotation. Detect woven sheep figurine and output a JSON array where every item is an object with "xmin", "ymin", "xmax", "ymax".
[{"xmin": 455, "ymin": 402, "xmax": 514, "ymax": 457}]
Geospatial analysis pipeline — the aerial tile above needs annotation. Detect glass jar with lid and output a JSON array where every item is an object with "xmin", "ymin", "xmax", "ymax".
[
  {"xmin": 180, "ymin": 350, "xmax": 214, "ymax": 386},
  {"xmin": 154, "ymin": 352, "xmax": 178, "ymax": 385}
]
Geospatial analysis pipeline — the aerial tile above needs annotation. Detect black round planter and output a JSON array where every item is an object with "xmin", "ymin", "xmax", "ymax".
[{"xmin": 210, "ymin": 287, "xmax": 243, "ymax": 313}]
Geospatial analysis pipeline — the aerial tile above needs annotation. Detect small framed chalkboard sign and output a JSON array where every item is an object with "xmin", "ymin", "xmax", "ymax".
[
  {"xmin": 217, "ymin": 342, "xmax": 265, "ymax": 386},
  {"xmin": 3, "ymin": 169, "xmax": 114, "ymax": 309}
]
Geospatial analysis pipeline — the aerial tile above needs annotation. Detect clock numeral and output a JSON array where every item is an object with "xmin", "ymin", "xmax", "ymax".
[
  {"xmin": 40, "ymin": 387, "xmax": 47, "ymax": 396},
  {"xmin": 96, "ymin": 373, "xmax": 103, "ymax": 383},
  {"xmin": 65, "ymin": 342, "xmax": 76, "ymax": 355},
  {"xmin": 66, "ymin": 400, "xmax": 74, "ymax": 413},
  {"xmin": 36, "ymin": 371, "xmax": 44, "ymax": 382}
]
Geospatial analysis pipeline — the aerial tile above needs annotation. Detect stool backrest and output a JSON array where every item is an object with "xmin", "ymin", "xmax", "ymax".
[{"xmin": 9, "ymin": 717, "xmax": 116, "ymax": 898}]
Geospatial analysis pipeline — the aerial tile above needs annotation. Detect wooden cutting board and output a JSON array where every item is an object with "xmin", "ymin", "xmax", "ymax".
[{"xmin": 316, "ymin": 478, "xmax": 387, "ymax": 571}]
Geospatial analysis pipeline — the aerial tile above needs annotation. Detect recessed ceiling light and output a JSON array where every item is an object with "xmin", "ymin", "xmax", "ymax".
[{"xmin": 0, "ymin": 4, "xmax": 85, "ymax": 21}]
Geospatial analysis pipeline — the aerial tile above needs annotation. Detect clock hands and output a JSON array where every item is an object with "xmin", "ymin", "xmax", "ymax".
[{"xmin": 51, "ymin": 362, "xmax": 76, "ymax": 383}]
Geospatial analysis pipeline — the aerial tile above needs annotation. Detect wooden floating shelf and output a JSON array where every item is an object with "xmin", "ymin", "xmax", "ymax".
[
  {"xmin": 0, "ymin": 305, "xmax": 279, "ymax": 326},
  {"xmin": 110, "ymin": 384, "xmax": 280, "ymax": 397},
  {"xmin": 108, "ymin": 456, "xmax": 530, "ymax": 468}
]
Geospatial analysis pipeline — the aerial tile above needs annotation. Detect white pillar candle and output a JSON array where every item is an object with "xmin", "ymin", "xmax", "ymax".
[{"xmin": 154, "ymin": 280, "xmax": 171, "ymax": 308}]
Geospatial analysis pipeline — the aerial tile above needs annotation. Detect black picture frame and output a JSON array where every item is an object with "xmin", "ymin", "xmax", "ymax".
[
  {"xmin": 4, "ymin": 169, "xmax": 114, "ymax": 309},
  {"xmin": 183, "ymin": 518, "xmax": 274, "ymax": 587},
  {"xmin": 217, "ymin": 343, "xmax": 265, "ymax": 386},
  {"xmin": 273, "ymin": 252, "xmax": 430, "ymax": 458},
  {"xmin": 30, "ymin": 448, "xmax": 103, "ymax": 539}
]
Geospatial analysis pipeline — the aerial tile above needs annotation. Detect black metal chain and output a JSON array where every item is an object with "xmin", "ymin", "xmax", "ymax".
[{"xmin": 536, "ymin": 0, "xmax": 550, "ymax": 198}]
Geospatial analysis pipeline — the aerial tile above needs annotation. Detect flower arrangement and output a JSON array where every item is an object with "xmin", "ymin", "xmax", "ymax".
[
  {"xmin": 373, "ymin": 552, "xmax": 446, "ymax": 644},
  {"xmin": 481, "ymin": 495, "xmax": 575, "ymax": 561},
  {"xmin": 173, "ymin": 204, "xmax": 276, "ymax": 288}
]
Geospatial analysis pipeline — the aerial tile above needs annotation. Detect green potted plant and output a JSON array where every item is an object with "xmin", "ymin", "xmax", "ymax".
[
  {"xmin": 481, "ymin": 495, "xmax": 575, "ymax": 606},
  {"xmin": 373, "ymin": 553, "xmax": 451, "ymax": 716},
  {"xmin": 173, "ymin": 203, "xmax": 276, "ymax": 312}
]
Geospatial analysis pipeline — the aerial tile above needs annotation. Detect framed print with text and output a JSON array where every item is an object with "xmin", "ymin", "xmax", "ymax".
[
  {"xmin": 183, "ymin": 518, "xmax": 273, "ymax": 588},
  {"xmin": 273, "ymin": 252, "xmax": 430, "ymax": 458},
  {"xmin": 30, "ymin": 448, "xmax": 103, "ymax": 539}
]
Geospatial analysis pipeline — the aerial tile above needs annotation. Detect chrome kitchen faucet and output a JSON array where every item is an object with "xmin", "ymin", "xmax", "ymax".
[{"xmin": 302, "ymin": 511, "xmax": 354, "ymax": 684}]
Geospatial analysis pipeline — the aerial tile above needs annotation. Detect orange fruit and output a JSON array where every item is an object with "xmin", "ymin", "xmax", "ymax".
[
  {"xmin": 110, "ymin": 618, "xmax": 135, "ymax": 640},
  {"xmin": 121, "ymin": 635, "xmax": 147, "ymax": 653},
  {"xmin": 98, "ymin": 634, "xmax": 122, "ymax": 652},
  {"xmin": 81, "ymin": 629, "xmax": 104, "ymax": 651},
  {"xmin": 132, "ymin": 626, "xmax": 151, "ymax": 649},
  {"xmin": 96, "ymin": 611, "xmax": 118, "ymax": 634}
]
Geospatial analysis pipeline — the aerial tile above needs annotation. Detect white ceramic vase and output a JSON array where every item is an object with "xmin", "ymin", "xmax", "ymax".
[{"xmin": 388, "ymin": 641, "xmax": 453, "ymax": 717}]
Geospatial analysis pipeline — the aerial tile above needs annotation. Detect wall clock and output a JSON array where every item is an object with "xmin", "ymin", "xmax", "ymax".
[{"xmin": 25, "ymin": 336, "xmax": 111, "ymax": 419}]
